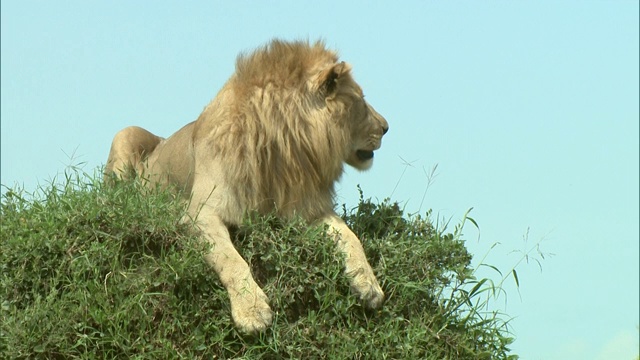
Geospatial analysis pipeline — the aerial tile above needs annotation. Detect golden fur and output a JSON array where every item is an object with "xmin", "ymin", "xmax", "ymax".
[{"xmin": 105, "ymin": 39, "xmax": 389, "ymax": 333}]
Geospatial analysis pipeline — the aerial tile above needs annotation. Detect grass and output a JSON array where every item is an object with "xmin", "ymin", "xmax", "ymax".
[{"xmin": 1, "ymin": 169, "xmax": 519, "ymax": 359}]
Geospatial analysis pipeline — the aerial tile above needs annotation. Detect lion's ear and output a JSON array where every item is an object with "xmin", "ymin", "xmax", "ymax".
[{"xmin": 318, "ymin": 61, "xmax": 352, "ymax": 99}]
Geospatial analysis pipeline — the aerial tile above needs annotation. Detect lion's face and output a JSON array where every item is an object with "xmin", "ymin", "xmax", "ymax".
[
  {"xmin": 318, "ymin": 62, "xmax": 389, "ymax": 171},
  {"xmin": 343, "ymin": 92, "xmax": 389, "ymax": 171}
]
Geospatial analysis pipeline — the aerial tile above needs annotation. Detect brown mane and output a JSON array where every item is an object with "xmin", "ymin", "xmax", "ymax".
[
  {"xmin": 235, "ymin": 39, "xmax": 339, "ymax": 92},
  {"xmin": 196, "ymin": 39, "xmax": 358, "ymax": 222}
]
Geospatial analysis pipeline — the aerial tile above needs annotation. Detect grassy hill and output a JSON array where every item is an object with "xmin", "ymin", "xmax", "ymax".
[{"xmin": 1, "ymin": 171, "xmax": 518, "ymax": 359}]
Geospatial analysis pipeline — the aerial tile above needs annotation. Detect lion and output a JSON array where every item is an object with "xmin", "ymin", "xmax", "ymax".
[{"xmin": 105, "ymin": 39, "xmax": 389, "ymax": 333}]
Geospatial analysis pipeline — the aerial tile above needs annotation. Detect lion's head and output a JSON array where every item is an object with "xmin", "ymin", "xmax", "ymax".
[
  {"xmin": 231, "ymin": 39, "xmax": 388, "ymax": 168},
  {"xmin": 198, "ymin": 39, "xmax": 389, "ymax": 219}
]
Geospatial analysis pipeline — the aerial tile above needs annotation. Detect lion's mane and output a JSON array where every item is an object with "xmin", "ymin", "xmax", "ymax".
[{"xmin": 193, "ymin": 40, "xmax": 359, "ymax": 223}]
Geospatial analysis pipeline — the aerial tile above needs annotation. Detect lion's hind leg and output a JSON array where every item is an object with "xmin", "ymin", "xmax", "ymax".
[{"xmin": 104, "ymin": 126, "xmax": 164, "ymax": 180}]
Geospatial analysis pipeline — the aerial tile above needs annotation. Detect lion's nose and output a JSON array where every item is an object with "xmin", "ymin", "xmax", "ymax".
[{"xmin": 368, "ymin": 105, "xmax": 389, "ymax": 136}]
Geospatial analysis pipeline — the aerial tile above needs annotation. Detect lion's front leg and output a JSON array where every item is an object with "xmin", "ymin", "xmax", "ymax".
[
  {"xmin": 194, "ymin": 210, "xmax": 273, "ymax": 333},
  {"xmin": 322, "ymin": 214, "xmax": 385, "ymax": 309}
]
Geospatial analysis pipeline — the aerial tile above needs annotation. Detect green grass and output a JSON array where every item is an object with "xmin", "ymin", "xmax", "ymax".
[{"xmin": 1, "ymin": 170, "xmax": 519, "ymax": 359}]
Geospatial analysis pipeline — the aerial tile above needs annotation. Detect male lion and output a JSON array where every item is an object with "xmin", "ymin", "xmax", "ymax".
[{"xmin": 105, "ymin": 39, "xmax": 389, "ymax": 333}]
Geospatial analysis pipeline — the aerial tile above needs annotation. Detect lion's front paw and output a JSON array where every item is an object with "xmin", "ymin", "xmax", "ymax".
[
  {"xmin": 347, "ymin": 266, "xmax": 385, "ymax": 309},
  {"xmin": 229, "ymin": 286, "xmax": 274, "ymax": 334},
  {"xmin": 360, "ymin": 281, "xmax": 385, "ymax": 309}
]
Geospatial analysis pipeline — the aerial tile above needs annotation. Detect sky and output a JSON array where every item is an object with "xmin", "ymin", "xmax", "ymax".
[{"xmin": 1, "ymin": 1, "xmax": 638, "ymax": 359}]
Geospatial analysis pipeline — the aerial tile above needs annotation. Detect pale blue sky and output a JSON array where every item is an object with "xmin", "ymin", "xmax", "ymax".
[{"xmin": 2, "ymin": 1, "xmax": 638, "ymax": 359}]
